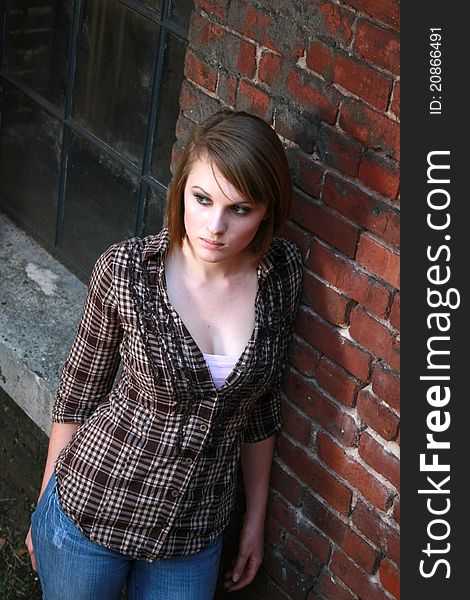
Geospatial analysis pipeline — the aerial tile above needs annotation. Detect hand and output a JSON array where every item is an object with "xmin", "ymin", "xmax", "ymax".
[
  {"xmin": 25, "ymin": 525, "xmax": 37, "ymax": 571},
  {"xmin": 224, "ymin": 520, "xmax": 264, "ymax": 592}
]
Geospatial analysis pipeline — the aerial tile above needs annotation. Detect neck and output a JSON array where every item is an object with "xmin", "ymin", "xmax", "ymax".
[{"xmin": 178, "ymin": 238, "xmax": 252, "ymax": 281}]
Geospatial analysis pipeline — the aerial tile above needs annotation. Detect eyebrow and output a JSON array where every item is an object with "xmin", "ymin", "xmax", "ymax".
[{"xmin": 191, "ymin": 185, "xmax": 253, "ymax": 205}]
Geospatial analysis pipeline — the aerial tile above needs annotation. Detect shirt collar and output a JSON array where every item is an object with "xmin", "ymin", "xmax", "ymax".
[{"xmin": 142, "ymin": 228, "xmax": 171, "ymax": 262}]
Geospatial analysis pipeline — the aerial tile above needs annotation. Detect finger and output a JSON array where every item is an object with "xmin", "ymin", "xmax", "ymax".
[
  {"xmin": 231, "ymin": 552, "xmax": 249, "ymax": 585},
  {"xmin": 224, "ymin": 555, "xmax": 261, "ymax": 591}
]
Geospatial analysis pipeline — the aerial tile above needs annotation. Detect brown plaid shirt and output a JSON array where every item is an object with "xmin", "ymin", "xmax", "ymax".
[{"xmin": 52, "ymin": 229, "xmax": 302, "ymax": 561}]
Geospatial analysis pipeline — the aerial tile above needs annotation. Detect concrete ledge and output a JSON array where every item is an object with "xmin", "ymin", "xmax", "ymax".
[{"xmin": 0, "ymin": 212, "xmax": 86, "ymax": 434}]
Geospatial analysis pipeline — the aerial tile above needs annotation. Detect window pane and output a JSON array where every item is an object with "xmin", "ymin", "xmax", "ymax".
[
  {"xmin": 5, "ymin": 0, "xmax": 72, "ymax": 107},
  {"xmin": 61, "ymin": 131, "xmax": 139, "ymax": 273},
  {"xmin": 136, "ymin": 0, "xmax": 161, "ymax": 11},
  {"xmin": 73, "ymin": 0, "xmax": 159, "ymax": 165},
  {"xmin": 150, "ymin": 32, "xmax": 187, "ymax": 185},
  {"xmin": 168, "ymin": 0, "xmax": 193, "ymax": 30},
  {"xmin": 142, "ymin": 184, "xmax": 166, "ymax": 238},
  {"xmin": 0, "ymin": 83, "xmax": 61, "ymax": 240}
]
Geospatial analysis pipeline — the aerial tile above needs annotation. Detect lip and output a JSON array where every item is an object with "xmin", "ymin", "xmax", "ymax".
[{"xmin": 200, "ymin": 237, "xmax": 225, "ymax": 249}]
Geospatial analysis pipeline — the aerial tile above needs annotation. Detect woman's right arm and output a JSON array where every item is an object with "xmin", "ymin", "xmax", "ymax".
[
  {"xmin": 25, "ymin": 422, "xmax": 79, "ymax": 571},
  {"xmin": 37, "ymin": 422, "xmax": 80, "ymax": 499}
]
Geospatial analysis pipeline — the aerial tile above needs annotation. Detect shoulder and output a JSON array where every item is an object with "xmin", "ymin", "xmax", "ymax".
[
  {"xmin": 266, "ymin": 237, "xmax": 303, "ymax": 283},
  {"xmin": 95, "ymin": 229, "xmax": 170, "ymax": 273}
]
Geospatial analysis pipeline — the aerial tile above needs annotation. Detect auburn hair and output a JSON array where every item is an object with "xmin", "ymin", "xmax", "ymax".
[{"xmin": 166, "ymin": 110, "xmax": 292, "ymax": 262}]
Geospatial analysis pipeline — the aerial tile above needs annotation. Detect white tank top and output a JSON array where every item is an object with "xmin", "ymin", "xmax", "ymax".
[{"xmin": 203, "ymin": 353, "xmax": 239, "ymax": 390}]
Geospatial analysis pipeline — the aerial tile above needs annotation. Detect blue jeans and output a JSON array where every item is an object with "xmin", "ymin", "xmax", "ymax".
[{"xmin": 31, "ymin": 474, "xmax": 223, "ymax": 600}]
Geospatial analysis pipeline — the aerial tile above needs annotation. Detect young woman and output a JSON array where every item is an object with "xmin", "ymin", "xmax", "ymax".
[{"xmin": 26, "ymin": 110, "xmax": 303, "ymax": 599}]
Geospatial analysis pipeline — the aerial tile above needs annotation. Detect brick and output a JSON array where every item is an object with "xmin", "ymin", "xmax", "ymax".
[
  {"xmin": 340, "ymin": 99, "xmax": 399, "ymax": 159},
  {"xmin": 283, "ymin": 368, "xmax": 358, "ymax": 446},
  {"xmin": 270, "ymin": 461, "xmax": 303, "ymax": 507},
  {"xmin": 391, "ymin": 81, "xmax": 400, "ymax": 119},
  {"xmin": 354, "ymin": 19, "xmax": 400, "ymax": 75},
  {"xmin": 342, "ymin": 528, "xmax": 378, "ymax": 573},
  {"xmin": 352, "ymin": 499, "xmax": 400, "ymax": 566},
  {"xmin": 349, "ymin": 306, "xmax": 400, "ymax": 370},
  {"xmin": 330, "ymin": 549, "xmax": 390, "ymax": 600},
  {"xmin": 306, "ymin": 39, "xmax": 335, "ymax": 80},
  {"xmin": 317, "ymin": 433, "xmax": 394, "ymax": 510},
  {"xmin": 237, "ymin": 38, "xmax": 257, "ymax": 78},
  {"xmin": 380, "ymin": 558, "xmax": 400, "ymax": 599},
  {"xmin": 283, "ymin": 535, "xmax": 321, "ymax": 578},
  {"xmin": 307, "ymin": 239, "xmax": 391, "ymax": 318},
  {"xmin": 302, "ymin": 490, "xmax": 347, "ymax": 544},
  {"xmin": 265, "ymin": 580, "xmax": 291, "ymax": 600},
  {"xmin": 281, "ymin": 400, "xmax": 313, "ymax": 447},
  {"xmin": 392, "ymin": 498, "xmax": 400, "ymax": 525},
  {"xmin": 342, "ymin": 0, "xmax": 399, "ymax": 30},
  {"xmin": 277, "ymin": 220, "xmax": 312, "ymax": 257},
  {"xmin": 357, "ymin": 389, "xmax": 399, "ymax": 441},
  {"xmin": 316, "ymin": 357, "xmax": 359, "ymax": 407},
  {"xmin": 295, "ymin": 307, "xmax": 372, "ymax": 381},
  {"xmin": 316, "ymin": 123, "xmax": 364, "ymax": 178},
  {"xmin": 288, "ymin": 335, "xmax": 321, "ymax": 378},
  {"xmin": 265, "ymin": 514, "xmax": 284, "ymax": 547},
  {"xmin": 258, "ymin": 51, "xmax": 282, "ymax": 87},
  {"xmin": 333, "ymin": 53, "xmax": 392, "ymax": 111},
  {"xmin": 179, "ymin": 80, "xmax": 222, "ymax": 123},
  {"xmin": 238, "ymin": 80, "xmax": 271, "ymax": 120},
  {"xmin": 302, "ymin": 272, "xmax": 352, "ymax": 325},
  {"xmin": 358, "ymin": 150, "xmax": 400, "ymax": 199},
  {"xmin": 184, "ymin": 50, "xmax": 217, "ymax": 93},
  {"xmin": 276, "ymin": 104, "xmax": 320, "ymax": 154},
  {"xmin": 359, "ymin": 431, "xmax": 400, "ymax": 490},
  {"xmin": 287, "ymin": 149, "xmax": 324, "ymax": 198},
  {"xmin": 295, "ymin": 519, "xmax": 331, "ymax": 565},
  {"xmin": 189, "ymin": 12, "xmax": 225, "ymax": 56},
  {"xmin": 292, "ymin": 191, "xmax": 360, "ymax": 257},
  {"xmin": 268, "ymin": 492, "xmax": 299, "ymax": 535},
  {"xmin": 278, "ymin": 434, "xmax": 353, "ymax": 514},
  {"xmin": 306, "ymin": 1, "xmax": 354, "ymax": 47},
  {"xmin": 356, "ymin": 234, "xmax": 400, "ymax": 289},
  {"xmin": 322, "ymin": 173, "xmax": 400, "ymax": 248},
  {"xmin": 174, "ymin": 113, "xmax": 195, "ymax": 149},
  {"xmin": 194, "ymin": 0, "xmax": 227, "ymax": 20},
  {"xmin": 315, "ymin": 570, "xmax": 356, "ymax": 600},
  {"xmin": 389, "ymin": 292, "xmax": 400, "ymax": 329},
  {"xmin": 216, "ymin": 70, "xmax": 237, "ymax": 106},
  {"xmin": 221, "ymin": 32, "xmax": 257, "ymax": 78},
  {"xmin": 230, "ymin": 4, "xmax": 282, "ymax": 53},
  {"xmin": 189, "ymin": 13, "xmax": 256, "ymax": 78},
  {"xmin": 264, "ymin": 547, "xmax": 314, "ymax": 599},
  {"xmin": 371, "ymin": 363, "xmax": 400, "ymax": 411},
  {"xmin": 288, "ymin": 69, "xmax": 339, "ymax": 124}
]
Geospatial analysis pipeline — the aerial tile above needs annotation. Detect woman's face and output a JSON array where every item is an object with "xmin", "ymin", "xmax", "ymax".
[{"xmin": 183, "ymin": 154, "xmax": 267, "ymax": 265}]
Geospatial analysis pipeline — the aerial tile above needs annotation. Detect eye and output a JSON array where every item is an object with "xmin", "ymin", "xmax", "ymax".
[
  {"xmin": 231, "ymin": 204, "xmax": 251, "ymax": 216},
  {"xmin": 194, "ymin": 193, "xmax": 211, "ymax": 205}
]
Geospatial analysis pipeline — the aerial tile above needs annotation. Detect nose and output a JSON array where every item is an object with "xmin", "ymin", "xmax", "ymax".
[{"xmin": 207, "ymin": 208, "xmax": 226, "ymax": 235}]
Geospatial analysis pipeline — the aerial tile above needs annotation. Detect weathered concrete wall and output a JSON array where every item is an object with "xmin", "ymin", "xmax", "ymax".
[{"xmin": 0, "ymin": 212, "xmax": 86, "ymax": 435}]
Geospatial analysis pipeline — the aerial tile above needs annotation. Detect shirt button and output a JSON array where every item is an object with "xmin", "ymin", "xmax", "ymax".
[
  {"xmin": 171, "ymin": 490, "xmax": 179, "ymax": 498},
  {"xmin": 184, "ymin": 457, "xmax": 193, "ymax": 465},
  {"xmin": 199, "ymin": 424, "xmax": 208, "ymax": 432}
]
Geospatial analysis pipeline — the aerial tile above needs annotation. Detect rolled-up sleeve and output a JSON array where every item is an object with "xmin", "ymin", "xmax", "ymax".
[
  {"xmin": 52, "ymin": 245, "xmax": 123, "ymax": 423},
  {"xmin": 243, "ymin": 388, "xmax": 282, "ymax": 443}
]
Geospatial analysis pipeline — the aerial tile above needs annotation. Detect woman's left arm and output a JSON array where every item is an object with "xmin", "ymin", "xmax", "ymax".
[{"xmin": 224, "ymin": 434, "xmax": 276, "ymax": 592}]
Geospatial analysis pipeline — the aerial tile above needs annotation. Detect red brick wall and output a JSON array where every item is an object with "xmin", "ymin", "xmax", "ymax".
[{"xmin": 175, "ymin": 2, "xmax": 400, "ymax": 598}]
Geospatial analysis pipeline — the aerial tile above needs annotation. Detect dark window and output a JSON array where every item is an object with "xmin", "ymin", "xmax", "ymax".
[{"xmin": 0, "ymin": 0, "xmax": 192, "ymax": 277}]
